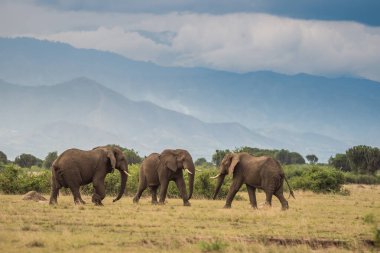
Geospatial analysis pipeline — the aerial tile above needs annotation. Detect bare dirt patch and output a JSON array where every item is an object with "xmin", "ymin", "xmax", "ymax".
[{"xmin": 22, "ymin": 191, "xmax": 47, "ymax": 202}]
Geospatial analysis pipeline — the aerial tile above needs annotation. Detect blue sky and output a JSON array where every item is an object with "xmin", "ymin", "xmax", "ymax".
[{"xmin": 1, "ymin": 0, "xmax": 380, "ymax": 81}]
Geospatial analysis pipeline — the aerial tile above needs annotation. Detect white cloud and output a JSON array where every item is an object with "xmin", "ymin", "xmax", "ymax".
[
  {"xmin": 1, "ymin": 1, "xmax": 380, "ymax": 81},
  {"xmin": 39, "ymin": 27, "xmax": 171, "ymax": 62}
]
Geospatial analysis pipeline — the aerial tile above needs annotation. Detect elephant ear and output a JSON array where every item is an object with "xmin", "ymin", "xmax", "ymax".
[
  {"xmin": 161, "ymin": 150, "xmax": 178, "ymax": 172},
  {"xmin": 165, "ymin": 159, "xmax": 177, "ymax": 172},
  {"xmin": 106, "ymin": 150, "xmax": 116, "ymax": 172},
  {"xmin": 228, "ymin": 154, "xmax": 240, "ymax": 175}
]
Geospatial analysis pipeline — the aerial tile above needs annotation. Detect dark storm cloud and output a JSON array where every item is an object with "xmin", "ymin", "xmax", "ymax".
[{"xmin": 35, "ymin": 0, "xmax": 380, "ymax": 26}]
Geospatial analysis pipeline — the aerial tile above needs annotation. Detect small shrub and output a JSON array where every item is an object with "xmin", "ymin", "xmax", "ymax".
[
  {"xmin": 26, "ymin": 240, "xmax": 45, "ymax": 248},
  {"xmin": 338, "ymin": 188, "xmax": 350, "ymax": 196},
  {"xmin": 343, "ymin": 173, "xmax": 380, "ymax": 184},
  {"xmin": 374, "ymin": 227, "xmax": 380, "ymax": 248},
  {"xmin": 199, "ymin": 239, "xmax": 228, "ymax": 252},
  {"xmin": 363, "ymin": 213, "xmax": 375, "ymax": 224}
]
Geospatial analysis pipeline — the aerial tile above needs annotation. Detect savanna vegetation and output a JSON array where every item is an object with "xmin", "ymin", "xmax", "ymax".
[{"xmin": 0, "ymin": 145, "xmax": 379, "ymax": 252}]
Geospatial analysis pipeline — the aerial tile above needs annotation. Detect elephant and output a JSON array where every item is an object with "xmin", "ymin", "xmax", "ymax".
[
  {"xmin": 49, "ymin": 146, "xmax": 130, "ymax": 205},
  {"xmin": 133, "ymin": 149, "xmax": 195, "ymax": 206},
  {"xmin": 212, "ymin": 152, "xmax": 295, "ymax": 210}
]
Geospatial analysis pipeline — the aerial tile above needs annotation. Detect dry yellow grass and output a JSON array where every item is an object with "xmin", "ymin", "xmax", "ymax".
[{"xmin": 0, "ymin": 185, "xmax": 379, "ymax": 253}]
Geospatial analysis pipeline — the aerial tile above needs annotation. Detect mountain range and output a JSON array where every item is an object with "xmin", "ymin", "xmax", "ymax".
[{"xmin": 0, "ymin": 37, "xmax": 379, "ymax": 161}]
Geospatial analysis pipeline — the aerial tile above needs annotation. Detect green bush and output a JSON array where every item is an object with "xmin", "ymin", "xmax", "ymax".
[
  {"xmin": 343, "ymin": 173, "xmax": 380, "ymax": 184},
  {"xmin": 166, "ymin": 168, "xmax": 231, "ymax": 199},
  {"xmin": 0, "ymin": 164, "xmax": 50, "ymax": 194},
  {"xmin": 199, "ymin": 239, "xmax": 228, "ymax": 252},
  {"xmin": 2, "ymin": 162, "xmax": 366, "ymax": 198},
  {"xmin": 285, "ymin": 165, "xmax": 345, "ymax": 193}
]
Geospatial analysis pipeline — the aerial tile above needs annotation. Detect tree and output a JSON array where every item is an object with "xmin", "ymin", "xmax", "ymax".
[
  {"xmin": 14, "ymin": 153, "xmax": 42, "ymax": 168},
  {"xmin": 274, "ymin": 149, "xmax": 305, "ymax": 165},
  {"xmin": 122, "ymin": 148, "xmax": 143, "ymax": 164},
  {"xmin": 328, "ymin": 153, "xmax": 350, "ymax": 172},
  {"xmin": 306, "ymin": 154, "xmax": 318, "ymax": 164},
  {"xmin": 0, "ymin": 151, "xmax": 7, "ymax": 164},
  {"xmin": 195, "ymin": 157, "xmax": 207, "ymax": 166},
  {"xmin": 346, "ymin": 145, "xmax": 380, "ymax": 175},
  {"xmin": 289, "ymin": 152, "xmax": 306, "ymax": 164},
  {"xmin": 234, "ymin": 146, "xmax": 277, "ymax": 157},
  {"xmin": 106, "ymin": 144, "xmax": 143, "ymax": 164},
  {"xmin": 43, "ymin": 151, "xmax": 58, "ymax": 169},
  {"xmin": 212, "ymin": 149, "xmax": 230, "ymax": 167}
]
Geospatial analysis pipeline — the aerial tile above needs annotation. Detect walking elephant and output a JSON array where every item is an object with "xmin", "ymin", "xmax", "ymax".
[
  {"xmin": 212, "ymin": 152, "xmax": 295, "ymax": 210},
  {"xmin": 133, "ymin": 149, "xmax": 195, "ymax": 206},
  {"xmin": 49, "ymin": 146, "xmax": 130, "ymax": 205}
]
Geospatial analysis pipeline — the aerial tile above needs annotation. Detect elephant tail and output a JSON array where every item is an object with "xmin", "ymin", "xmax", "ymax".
[
  {"xmin": 284, "ymin": 176, "xmax": 295, "ymax": 199},
  {"xmin": 51, "ymin": 165, "xmax": 66, "ymax": 189}
]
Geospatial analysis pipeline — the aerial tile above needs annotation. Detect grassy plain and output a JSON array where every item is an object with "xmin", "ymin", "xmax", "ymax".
[{"xmin": 0, "ymin": 185, "xmax": 379, "ymax": 253}]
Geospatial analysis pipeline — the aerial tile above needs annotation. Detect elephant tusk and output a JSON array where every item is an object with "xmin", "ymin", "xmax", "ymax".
[
  {"xmin": 123, "ymin": 171, "xmax": 131, "ymax": 176},
  {"xmin": 195, "ymin": 168, "xmax": 202, "ymax": 172},
  {"xmin": 185, "ymin": 168, "xmax": 193, "ymax": 175},
  {"xmin": 210, "ymin": 173, "xmax": 221, "ymax": 179}
]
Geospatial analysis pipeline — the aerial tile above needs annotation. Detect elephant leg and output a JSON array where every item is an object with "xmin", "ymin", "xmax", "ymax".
[
  {"xmin": 158, "ymin": 179, "xmax": 169, "ymax": 205},
  {"xmin": 68, "ymin": 185, "xmax": 83, "ymax": 205},
  {"xmin": 265, "ymin": 191, "xmax": 273, "ymax": 206},
  {"xmin": 49, "ymin": 186, "xmax": 60, "ymax": 205},
  {"xmin": 274, "ymin": 186, "xmax": 289, "ymax": 210},
  {"xmin": 175, "ymin": 177, "xmax": 190, "ymax": 206},
  {"xmin": 150, "ymin": 186, "xmax": 159, "ymax": 204},
  {"xmin": 92, "ymin": 183, "xmax": 106, "ymax": 206},
  {"xmin": 63, "ymin": 169, "xmax": 85, "ymax": 204},
  {"xmin": 133, "ymin": 177, "xmax": 148, "ymax": 204},
  {"xmin": 246, "ymin": 184, "xmax": 257, "ymax": 209},
  {"xmin": 224, "ymin": 177, "xmax": 244, "ymax": 208}
]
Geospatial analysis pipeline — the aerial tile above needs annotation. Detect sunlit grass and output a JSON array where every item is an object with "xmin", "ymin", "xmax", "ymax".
[{"xmin": 0, "ymin": 185, "xmax": 379, "ymax": 252}]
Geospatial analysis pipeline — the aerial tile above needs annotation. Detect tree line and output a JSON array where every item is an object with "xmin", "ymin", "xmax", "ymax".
[{"xmin": 1, "ymin": 145, "xmax": 379, "ymax": 176}]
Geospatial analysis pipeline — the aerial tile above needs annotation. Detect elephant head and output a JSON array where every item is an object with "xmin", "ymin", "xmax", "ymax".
[
  {"xmin": 93, "ymin": 146, "xmax": 130, "ymax": 202},
  {"xmin": 160, "ymin": 149, "xmax": 195, "ymax": 200},
  {"xmin": 212, "ymin": 153, "xmax": 240, "ymax": 199}
]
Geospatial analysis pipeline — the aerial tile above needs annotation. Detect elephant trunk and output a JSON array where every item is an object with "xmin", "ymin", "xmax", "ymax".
[
  {"xmin": 186, "ymin": 162, "xmax": 195, "ymax": 200},
  {"xmin": 113, "ymin": 169, "xmax": 128, "ymax": 202},
  {"xmin": 213, "ymin": 174, "xmax": 226, "ymax": 200}
]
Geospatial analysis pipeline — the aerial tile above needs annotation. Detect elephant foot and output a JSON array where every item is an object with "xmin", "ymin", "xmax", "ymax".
[
  {"xmin": 223, "ymin": 204, "xmax": 231, "ymax": 209},
  {"xmin": 49, "ymin": 200, "xmax": 57, "ymax": 205},
  {"xmin": 49, "ymin": 197, "xmax": 58, "ymax": 205},
  {"xmin": 281, "ymin": 205, "xmax": 289, "ymax": 211},
  {"xmin": 94, "ymin": 201, "xmax": 104, "ymax": 206},
  {"xmin": 251, "ymin": 205, "xmax": 258, "ymax": 210},
  {"xmin": 157, "ymin": 201, "xmax": 166, "ymax": 205},
  {"xmin": 183, "ymin": 201, "xmax": 191, "ymax": 207},
  {"xmin": 75, "ymin": 199, "xmax": 84, "ymax": 205},
  {"xmin": 151, "ymin": 201, "xmax": 158, "ymax": 205},
  {"xmin": 133, "ymin": 197, "xmax": 139, "ymax": 204}
]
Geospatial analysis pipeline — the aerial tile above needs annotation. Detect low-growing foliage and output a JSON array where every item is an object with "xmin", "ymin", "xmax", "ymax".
[
  {"xmin": 284, "ymin": 165, "xmax": 345, "ymax": 193},
  {"xmin": 374, "ymin": 227, "xmax": 380, "ymax": 248},
  {"xmin": 0, "ymin": 163, "xmax": 378, "ymax": 197},
  {"xmin": 343, "ymin": 172, "xmax": 380, "ymax": 184},
  {"xmin": 0, "ymin": 164, "xmax": 50, "ymax": 194},
  {"xmin": 199, "ymin": 239, "xmax": 228, "ymax": 252}
]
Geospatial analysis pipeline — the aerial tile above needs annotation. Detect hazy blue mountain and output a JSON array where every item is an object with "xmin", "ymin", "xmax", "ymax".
[
  {"xmin": 0, "ymin": 78, "xmax": 280, "ymax": 160},
  {"xmin": 1, "ymin": 37, "xmax": 379, "ymax": 161}
]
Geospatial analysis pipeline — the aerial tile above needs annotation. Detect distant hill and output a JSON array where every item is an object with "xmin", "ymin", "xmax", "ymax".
[
  {"xmin": 1, "ymin": 37, "xmax": 379, "ymax": 161},
  {"xmin": 0, "ymin": 78, "xmax": 279, "ymax": 159}
]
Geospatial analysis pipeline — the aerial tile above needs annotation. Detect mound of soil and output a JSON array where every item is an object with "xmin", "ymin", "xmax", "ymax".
[{"xmin": 22, "ymin": 191, "xmax": 47, "ymax": 202}]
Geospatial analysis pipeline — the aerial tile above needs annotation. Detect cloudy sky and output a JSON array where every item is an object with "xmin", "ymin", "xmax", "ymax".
[{"xmin": 1, "ymin": 0, "xmax": 380, "ymax": 81}]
